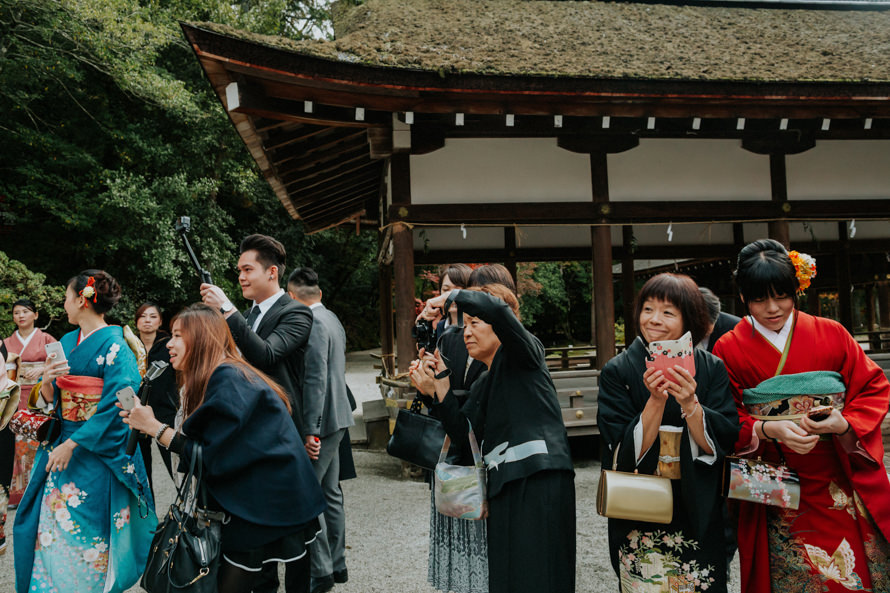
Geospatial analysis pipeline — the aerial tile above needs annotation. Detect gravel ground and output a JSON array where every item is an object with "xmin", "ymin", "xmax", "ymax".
[{"xmin": 1, "ymin": 351, "xmax": 741, "ymax": 592}]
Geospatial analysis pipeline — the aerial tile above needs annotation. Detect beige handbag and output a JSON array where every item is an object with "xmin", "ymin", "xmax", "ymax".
[
  {"xmin": 0, "ymin": 379, "xmax": 21, "ymax": 430},
  {"xmin": 597, "ymin": 443, "xmax": 674, "ymax": 524}
]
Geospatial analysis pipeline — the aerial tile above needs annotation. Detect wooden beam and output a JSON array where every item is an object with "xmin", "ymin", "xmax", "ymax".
[
  {"xmin": 590, "ymin": 152, "xmax": 615, "ymax": 369},
  {"xmin": 391, "ymin": 154, "xmax": 416, "ymax": 373},
  {"xmin": 837, "ymin": 221, "xmax": 854, "ymax": 333},
  {"xmin": 504, "ymin": 227, "xmax": 517, "ymax": 285},
  {"xmin": 768, "ymin": 154, "xmax": 790, "ymax": 249},
  {"xmin": 275, "ymin": 140, "xmax": 369, "ymax": 179},
  {"xmin": 297, "ymin": 187, "xmax": 377, "ymax": 218},
  {"xmin": 290, "ymin": 169, "xmax": 381, "ymax": 208},
  {"xmin": 271, "ymin": 128, "xmax": 366, "ymax": 163},
  {"xmin": 558, "ymin": 134, "xmax": 639, "ymax": 155},
  {"xmin": 742, "ymin": 133, "xmax": 816, "ymax": 155},
  {"xmin": 286, "ymin": 160, "xmax": 382, "ymax": 195},
  {"xmin": 262, "ymin": 124, "xmax": 328, "ymax": 151},
  {"xmin": 282, "ymin": 153, "xmax": 373, "ymax": 189},
  {"xmin": 622, "ymin": 225, "xmax": 637, "ymax": 347},
  {"xmin": 389, "ymin": 200, "xmax": 890, "ymax": 226}
]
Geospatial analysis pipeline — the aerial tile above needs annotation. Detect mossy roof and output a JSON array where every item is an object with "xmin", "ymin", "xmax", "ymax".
[{"xmin": 192, "ymin": 0, "xmax": 890, "ymax": 83}]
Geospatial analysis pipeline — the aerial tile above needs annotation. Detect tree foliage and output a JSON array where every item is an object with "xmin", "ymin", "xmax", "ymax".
[
  {"xmin": 0, "ymin": 251, "xmax": 66, "ymax": 338},
  {"xmin": 0, "ymin": 0, "xmax": 377, "ymax": 347}
]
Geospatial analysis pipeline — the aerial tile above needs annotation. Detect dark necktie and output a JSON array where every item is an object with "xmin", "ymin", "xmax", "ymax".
[{"xmin": 245, "ymin": 305, "xmax": 260, "ymax": 329}]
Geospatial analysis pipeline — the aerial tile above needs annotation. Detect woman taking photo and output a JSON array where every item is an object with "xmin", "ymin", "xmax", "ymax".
[
  {"xmin": 597, "ymin": 273, "xmax": 739, "ymax": 593},
  {"xmin": 133, "ymin": 302, "xmax": 178, "ymax": 484},
  {"xmin": 4, "ymin": 298, "xmax": 57, "ymax": 506},
  {"xmin": 713, "ymin": 239, "xmax": 890, "ymax": 593},
  {"xmin": 123, "ymin": 303, "xmax": 326, "ymax": 593},
  {"xmin": 13, "ymin": 270, "xmax": 156, "ymax": 593},
  {"xmin": 417, "ymin": 263, "xmax": 489, "ymax": 593},
  {"xmin": 411, "ymin": 284, "xmax": 575, "ymax": 593}
]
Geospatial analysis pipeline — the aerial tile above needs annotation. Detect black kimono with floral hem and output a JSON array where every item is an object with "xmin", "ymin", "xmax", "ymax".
[{"xmin": 597, "ymin": 338, "xmax": 740, "ymax": 593}]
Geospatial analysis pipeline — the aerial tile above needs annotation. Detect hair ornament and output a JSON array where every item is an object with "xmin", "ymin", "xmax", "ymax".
[
  {"xmin": 80, "ymin": 276, "xmax": 98, "ymax": 302},
  {"xmin": 788, "ymin": 251, "xmax": 817, "ymax": 294}
]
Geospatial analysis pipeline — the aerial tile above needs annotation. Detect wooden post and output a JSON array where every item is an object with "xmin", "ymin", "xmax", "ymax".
[
  {"xmin": 378, "ymin": 242, "xmax": 395, "ymax": 377},
  {"xmin": 590, "ymin": 152, "xmax": 615, "ymax": 369},
  {"xmin": 731, "ymin": 223, "xmax": 745, "ymax": 316},
  {"xmin": 391, "ymin": 154, "xmax": 416, "ymax": 373},
  {"xmin": 866, "ymin": 284, "xmax": 876, "ymax": 332},
  {"xmin": 837, "ymin": 221, "xmax": 854, "ymax": 333},
  {"xmin": 768, "ymin": 154, "xmax": 790, "ymax": 249},
  {"xmin": 504, "ymin": 226, "xmax": 518, "ymax": 286},
  {"xmin": 622, "ymin": 225, "xmax": 636, "ymax": 347},
  {"xmin": 880, "ymin": 283, "xmax": 890, "ymax": 328}
]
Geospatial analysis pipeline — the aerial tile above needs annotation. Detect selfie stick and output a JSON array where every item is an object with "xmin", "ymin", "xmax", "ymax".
[
  {"xmin": 174, "ymin": 216, "xmax": 213, "ymax": 284},
  {"xmin": 126, "ymin": 360, "xmax": 170, "ymax": 457}
]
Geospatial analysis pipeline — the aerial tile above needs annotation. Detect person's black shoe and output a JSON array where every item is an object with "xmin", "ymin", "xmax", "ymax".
[
  {"xmin": 310, "ymin": 575, "xmax": 334, "ymax": 593},
  {"xmin": 333, "ymin": 569, "xmax": 348, "ymax": 584}
]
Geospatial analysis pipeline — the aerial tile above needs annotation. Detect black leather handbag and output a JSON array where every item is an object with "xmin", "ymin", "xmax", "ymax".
[
  {"xmin": 142, "ymin": 445, "xmax": 224, "ymax": 593},
  {"xmin": 386, "ymin": 396, "xmax": 446, "ymax": 470}
]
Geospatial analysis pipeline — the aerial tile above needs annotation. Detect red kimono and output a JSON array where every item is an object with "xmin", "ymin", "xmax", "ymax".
[
  {"xmin": 714, "ymin": 311, "xmax": 890, "ymax": 593},
  {"xmin": 4, "ymin": 328, "xmax": 56, "ymax": 505}
]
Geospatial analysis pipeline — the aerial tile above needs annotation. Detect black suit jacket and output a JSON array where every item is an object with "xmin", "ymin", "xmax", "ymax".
[
  {"xmin": 707, "ymin": 311, "xmax": 742, "ymax": 353},
  {"xmin": 226, "ymin": 293, "xmax": 313, "ymax": 437}
]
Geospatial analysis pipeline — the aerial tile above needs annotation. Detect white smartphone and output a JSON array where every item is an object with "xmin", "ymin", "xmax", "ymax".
[
  {"xmin": 45, "ymin": 342, "xmax": 67, "ymax": 364},
  {"xmin": 116, "ymin": 386, "xmax": 138, "ymax": 411}
]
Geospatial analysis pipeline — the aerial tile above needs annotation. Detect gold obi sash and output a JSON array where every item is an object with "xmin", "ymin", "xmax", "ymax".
[
  {"xmin": 56, "ymin": 375, "xmax": 105, "ymax": 422},
  {"xmin": 746, "ymin": 394, "xmax": 842, "ymax": 441}
]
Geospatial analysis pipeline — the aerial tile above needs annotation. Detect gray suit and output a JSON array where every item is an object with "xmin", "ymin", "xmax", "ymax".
[{"xmin": 303, "ymin": 303, "xmax": 354, "ymax": 580}]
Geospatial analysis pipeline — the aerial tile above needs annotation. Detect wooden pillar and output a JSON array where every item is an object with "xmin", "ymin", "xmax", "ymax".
[
  {"xmin": 622, "ymin": 225, "xmax": 636, "ymax": 347},
  {"xmin": 504, "ymin": 226, "xmax": 518, "ymax": 286},
  {"xmin": 378, "ymin": 236, "xmax": 395, "ymax": 377},
  {"xmin": 768, "ymin": 154, "xmax": 790, "ymax": 249},
  {"xmin": 731, "ymin": 223, "xmax": 745, "ymax": 316},
  {"xmin": 866, "ymin": 284, "xmax": 876, "ymax": 332},
  {"xmin": 837, "ymin": 221, "xmax": 854, "ymax": 333},
  {"xmin": 880, "ymin": 283, "xmax": 890, "ymax": 328},
  {"xmin": 590, "ymin": 152, "xmax": 615, "ymax": 369},
  {"xmin": 391, "ymin": 154, "xmax": 416, "ymax": 372}
]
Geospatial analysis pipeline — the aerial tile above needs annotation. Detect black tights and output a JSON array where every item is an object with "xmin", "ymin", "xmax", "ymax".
[
  {"xmin": 218, "ymin": 561, "xmax": 259, "ymax": 593},
  {"xmin": 217, "ymin": 555, "xmax": 310, "ymax": 593}
]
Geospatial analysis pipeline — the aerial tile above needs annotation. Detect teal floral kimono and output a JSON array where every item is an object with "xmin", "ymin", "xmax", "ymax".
[{"xmin": 14, "ymin": 326, "xmax": 157, "ymax": 593}]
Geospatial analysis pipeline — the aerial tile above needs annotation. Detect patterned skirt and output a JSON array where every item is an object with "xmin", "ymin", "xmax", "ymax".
[
  {"xmin": 428, "ymin": 488, "xmax": 489, "ymax": 593},
  {"xmin": 764, "ymin": 440, "xmax": 890, "ymax": 592}
]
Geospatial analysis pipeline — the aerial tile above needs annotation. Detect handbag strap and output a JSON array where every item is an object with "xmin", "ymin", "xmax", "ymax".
[
  {"xmin": 437, "ymin": 419, "xmax": 485, "ymax": 468},
  {"xmin": 409, "ymin": 395, "xmax": 425, "ymax": 414}
]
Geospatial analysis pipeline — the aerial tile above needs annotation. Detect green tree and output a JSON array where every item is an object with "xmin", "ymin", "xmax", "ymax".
[
  {"xmin": 0, "ymin": 0, "xmax": 375, "ymax": 345},
  {"xmin": 0, "ymin": 251, "xmax": 66, "ymax": 338}
]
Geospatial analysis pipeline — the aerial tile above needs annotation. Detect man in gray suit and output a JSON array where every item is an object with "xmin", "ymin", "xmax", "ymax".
[{"xmin": 287, "ymin": 267, "xmax": 354, "ymax": 593}]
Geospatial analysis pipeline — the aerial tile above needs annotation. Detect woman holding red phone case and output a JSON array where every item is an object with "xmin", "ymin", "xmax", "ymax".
[
  {"xmin": 714, "ymin": 239, "xmax": 890, "ymax": 593},
  {"xmin": 598, "ymin": 273, "xmax": 740, "ymax": 592}
]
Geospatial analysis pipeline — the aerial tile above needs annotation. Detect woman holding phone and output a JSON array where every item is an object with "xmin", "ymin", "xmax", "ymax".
[
  {"xmin": 597, "ymin": 273, "xmax": 739, "ymax": 593},
  {"xmin": 13, "ymin": 270, "xmax": 156, "ymax": 593},
  {"xmin": 122, "ymin": 303, "xmax": 325, "ymax": 593},
  {"xmin": 713, "ymin": 240, "xmax": 890, "ymax": 593}
]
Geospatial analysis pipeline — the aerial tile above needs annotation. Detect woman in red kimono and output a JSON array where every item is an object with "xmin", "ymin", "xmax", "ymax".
[
  {"xmin": 3, "ymin": 299, "xmax": 56, "ymax": 506},
  {"xmin": 713, "ymin": 239, "xmax": 890, "ymax": 593}
]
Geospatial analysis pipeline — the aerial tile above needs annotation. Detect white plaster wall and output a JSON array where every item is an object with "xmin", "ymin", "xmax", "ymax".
[
  {"xmin": 609, "ymin": 139, "xmax": 771, "ymax": 201},
  {"xmin": 410, "ymin": 138, "xmax": 591, "ymax": 203},
  {"xmin": 787, "ymin": 141, "xmax": 890, "ymax": 200}
]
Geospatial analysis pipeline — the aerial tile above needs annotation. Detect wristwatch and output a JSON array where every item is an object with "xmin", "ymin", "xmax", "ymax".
[{"xmin": 219, "ymin": 301, "xmax": 234, "ymax": 315}]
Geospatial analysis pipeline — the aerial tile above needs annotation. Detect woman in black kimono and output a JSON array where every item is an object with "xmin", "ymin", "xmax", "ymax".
[
  {"xmin": 412, "ymin": 284, "xmax": 575, "ymax": 593},
  {"xmin": 597, "ymin": 273, "xmax": 739, "ymax": 593}
]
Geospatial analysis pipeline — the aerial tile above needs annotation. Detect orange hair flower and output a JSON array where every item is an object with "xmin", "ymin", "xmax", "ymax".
[{"xmin": 788, "ymin": 251, "xmax": 817, "ymax": 295}]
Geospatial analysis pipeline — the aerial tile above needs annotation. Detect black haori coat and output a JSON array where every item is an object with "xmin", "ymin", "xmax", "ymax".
[{"xmin": 597, "ymin": 338, "xmax": 739, "ymax": 593}]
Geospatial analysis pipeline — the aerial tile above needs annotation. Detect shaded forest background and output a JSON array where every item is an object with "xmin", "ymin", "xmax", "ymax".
[{"xmin": 0, "ymin": 0, "xmax": 596, "ymax": 348}]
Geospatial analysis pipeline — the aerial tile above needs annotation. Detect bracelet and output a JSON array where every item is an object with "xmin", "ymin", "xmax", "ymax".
[
  {"xmin": 154, "ymin": 423, "xmax": 169, "ymax": 442},
  {"xmin": 761, "ymin": 421, "xmax": 776, "ymax": 442},
  {"xmin": 840, "ymin": 420, "xmax": 852, "ymax": 435},
  {"xmin": 680, "ymin": 395, "xmax": 699, "ymax": 419}
]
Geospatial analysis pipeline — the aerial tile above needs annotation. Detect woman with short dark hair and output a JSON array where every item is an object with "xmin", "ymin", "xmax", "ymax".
[
  {"xmin": 714, "ymin": 239, "xmax": 890, "ymax": 593},
  {"xmin": 597, "ymin": 272, "xmax": 739, "ymax": 593}
]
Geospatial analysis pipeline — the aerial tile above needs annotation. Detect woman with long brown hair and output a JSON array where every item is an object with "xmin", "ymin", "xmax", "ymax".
[{"xmin": 123, "ymin": 303, "xmax": 325, "ymax": 593}]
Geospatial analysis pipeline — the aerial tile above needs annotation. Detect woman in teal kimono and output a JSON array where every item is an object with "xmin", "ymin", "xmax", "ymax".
[{"xmin": 14, "ymin": 270, "xmax": 156, "ymax": 593}]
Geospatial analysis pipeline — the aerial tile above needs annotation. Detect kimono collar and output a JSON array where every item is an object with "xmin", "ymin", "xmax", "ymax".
[{"xmin": 749, "ymin": 313, "xmax": 794, "ymax": 353}]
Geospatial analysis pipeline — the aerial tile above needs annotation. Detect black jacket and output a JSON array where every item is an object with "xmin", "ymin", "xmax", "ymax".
[
  {"xmin": 144, "ymin": 334, "xmax": 178, "ymax": 426},
  {"xmin": 226, "ymin": 293, "xmax": 313, "ymax": 438},
  {"xmin": 433, "ymin": 290, "xmax": 573, "ymax": 498}
]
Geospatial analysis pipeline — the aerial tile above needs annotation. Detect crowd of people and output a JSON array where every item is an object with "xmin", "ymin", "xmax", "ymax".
[{"xmin": 1, "ymin": 236, "xmax": 890, "ymax": 593}]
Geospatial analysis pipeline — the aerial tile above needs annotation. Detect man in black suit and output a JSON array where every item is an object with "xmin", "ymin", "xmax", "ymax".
[
  {"xmin": 201, "ymin": 233, "xmax": 314, "ymax": 593},
  {"xmin": 699, "ymin": 287, "xmax": 742, "ymax": 353}
]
